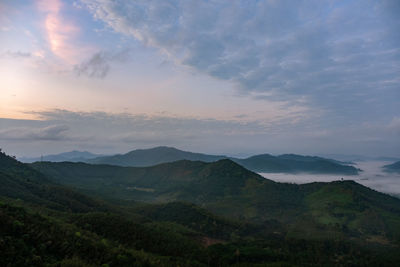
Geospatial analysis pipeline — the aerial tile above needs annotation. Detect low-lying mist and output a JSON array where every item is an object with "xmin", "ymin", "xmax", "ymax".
[{"xmin": 260, "ymin": 161, "xmax": 400, "ymax": 198}]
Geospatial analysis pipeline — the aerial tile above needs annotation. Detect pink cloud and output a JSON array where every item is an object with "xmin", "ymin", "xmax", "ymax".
[
  {"xmin": 37, "ymin": 0, "xmax": 93, "ymax": 64},
  {"xmin": 37, "ymin": 0, "xmax": 62, "ymax": 13}
]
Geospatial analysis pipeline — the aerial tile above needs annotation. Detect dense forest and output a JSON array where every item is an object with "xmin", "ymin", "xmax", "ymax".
[{"xmin": 1, "ymin": 151, "xmax": 400, "ymax": 266}]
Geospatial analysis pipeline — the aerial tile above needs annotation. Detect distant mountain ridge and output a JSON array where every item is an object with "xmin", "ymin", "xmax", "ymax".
[
  {"xmin": 86, "ymin": 146, "xmax": 359, "ymax": 175},
  {"xmin": 19, "ymin": 150, "xmax": 104, "ymax": 163},
  {"xmin": 234, "ymin": 153, "xmax": 359, "ymax": 174},
  {"xmin": 318, "ymin": 154, "xmax": 400, "ymax": 162},
  {"xmin": 383, "ymin": 161, "xmax": 400, "ymax": 173},
  {"xmin": 86, "ymin": 146, "xmax": 226, "ymax": 166}
]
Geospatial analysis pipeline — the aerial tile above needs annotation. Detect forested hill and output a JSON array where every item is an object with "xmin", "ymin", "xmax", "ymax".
[
  {"xmin": 84, "ymin": 146, "xmax": 359, "ymax": 174},
  {"xmin": 31, "ymin": 159, "xmax": 270, "ymax": 204},
  {"xmin": 0, "ymin": 152, "xmax": 223, "ymax": 266},
  {"xmin": 1, "ymin": 151, "xmax": 400, "ymax": 265},
  {"xmin": 0, "ymin": 151, "xmax": 105, "ymax": 212},
  {"xmin": 32, "ymin": 159, "xmax": 400, "ymax": 244}
]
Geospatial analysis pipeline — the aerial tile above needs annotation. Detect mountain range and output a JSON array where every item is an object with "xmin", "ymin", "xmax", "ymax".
[
  {"xmin": 383, "ymin": 161, "xmax": 400, "ymax": 173},
  {"xmin": 31, "ymin": 159, "xmax": 400, "ymax": 233},
  {"xmin": 24, "ymin": 146, "xmax": 360, "ymax": 175},
  {"xmin": 318, "ymin": 153, "xmax": 400, "ymax": 162},
  {"xmin": 1, "ymin": 150, "xmax": 400, "ymax": 266},
  {"xmin": 19, "ymin": 150, "xmax": 103, "ymax": 163}
]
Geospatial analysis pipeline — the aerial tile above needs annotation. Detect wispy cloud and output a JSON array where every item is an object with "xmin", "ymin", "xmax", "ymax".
[
  {"xmin": 0, "ymin": 124, "xmax": 70, "ymax": 141},
  {"xmin": 80, "ymin": 0, "xmax": 400, "ymax": 116},
  {"xmin": 74, "ymin": 49, "xmax": 131, "ymax": 78},
  {"xmin": 74, "ymin": 51, "xmax": 109, "ymax": 78},
  {"xmin": 37, "ymin": 0, "xmax": 91, "ymax": 64},
  {"xmin": 1, "ymin": 50, "xmax": 31, "ymax": 59}
]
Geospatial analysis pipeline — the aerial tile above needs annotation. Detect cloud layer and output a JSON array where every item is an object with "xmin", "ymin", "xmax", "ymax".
[
  {"xmin": 1, "ymin": 109, "xmax": 399, "ymax": 158},
  {"xmin": 80, "ymin": 0, "xmax": 400, "ymax": 111},
  {"xmin": 0, "ymin": 124, "xmax": 70, "ymax": 141}
]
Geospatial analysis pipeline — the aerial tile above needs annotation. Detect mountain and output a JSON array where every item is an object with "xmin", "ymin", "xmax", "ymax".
[
  {"xmin": 2, "ymin": 151, "xmax": 400, "ymax": 265},
  {"xmin": 31, "ymin": 159, "xmax": 400, "ymax": 243},
  {"xmin": 0, "ymin": 151, "xmax": 255, "ymax": 266},
  {"xmin": 86, "ymin": 146, "xmax": 226, "ymax": 166},
  {"xmin": 86, "ymin": 146, "xmax": 359, "ymax": 174},
  {"xmin": 19, "ymin": 150, "xmax": 103, "ymax": 163},
  {"xmin": 233, "ymin": 153, "xmax": 359, "ymax": 174},
  {"xmin": 319, "ymin": 154, "xmax": 400, "ymax": 162},
  {"xmin": 32, "ymin": 159, "xmax": 266, "ymax": 204},
  {"xmin": 383, "ymin": 161, "xmax": 400, "ymax": 173}
]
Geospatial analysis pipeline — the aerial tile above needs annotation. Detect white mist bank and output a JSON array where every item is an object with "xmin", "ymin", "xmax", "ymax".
[{"xmin": 259, "ymin": 161, "xmax": 400, "ymax": 197}]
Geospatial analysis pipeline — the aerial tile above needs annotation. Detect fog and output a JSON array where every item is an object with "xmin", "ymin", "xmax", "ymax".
[{"xmin": 260, "ymin": 161, "xmax": 400, "ymax": 198}]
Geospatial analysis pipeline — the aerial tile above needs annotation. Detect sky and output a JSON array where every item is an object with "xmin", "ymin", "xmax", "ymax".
[{"xmin": 0, "ymin": 0, "xmax": 399, "ymax": 158}]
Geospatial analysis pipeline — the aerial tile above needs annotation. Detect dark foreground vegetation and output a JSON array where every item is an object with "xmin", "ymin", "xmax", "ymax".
[{"xmin": 1, "ymin": 151, "xmax": 400, "ymax": 266}]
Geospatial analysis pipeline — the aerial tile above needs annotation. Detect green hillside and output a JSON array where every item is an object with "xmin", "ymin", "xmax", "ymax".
[
  {"xmin": 0, "ymin": 152, "xmax": 104, "ymax": 213},
  {"xmin": 2, "ymin": 151, "xmax": 400, "ymax": 266},
  {"xmin": 31, "ymin": 159, "xmax": 400, "ymax": 243}
]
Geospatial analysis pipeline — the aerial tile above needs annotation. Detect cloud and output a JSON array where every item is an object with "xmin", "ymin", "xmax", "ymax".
[
  {"xmin": 80, "ymin": 0, "xmax": 400, "ymax": 114},
  {"xmin": 260, "ymin": 161, "xmax": 400, "ymax": 197},
  {"xmin": 1, "ymin": 50, "xmax": 31, "ymax": 58},
  {"xmin": 32, "ymin": 109, "xmax": 269, "ymax": 137},
  {"xmin": 74, "ymin": 51, "xmax": 110, "ymax": 78},
  {"xmin": 2, "ymin": 108, "xmax": 399, "ymax": 157},
  {"xmin": 37, "ymin": 0, "xmax": 92, "ymax": 64},
  {"xmin": 1, "ymin": 109, "xmax": 281, "ymax": 156},
  {"xmin": 0, "ymin": 124, "xmax": 70, "ymax": 141},
  {"xmin": 388, "ymin": 117, "xmax": 400, "ymax": 135},
  {"xmin": 74, "ymin": 49, "xmax": 131, "ymax": 78}
]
